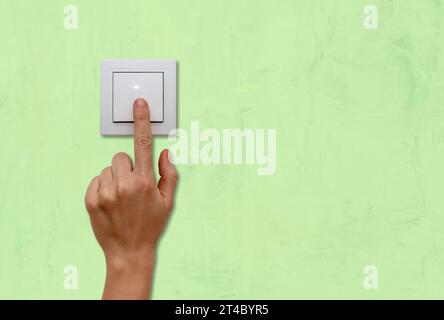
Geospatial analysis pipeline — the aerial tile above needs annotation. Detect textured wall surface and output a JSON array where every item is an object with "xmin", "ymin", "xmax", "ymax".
[{"xmin": 1, "ymin": 0, "xmax": 444, "ymax": 299}]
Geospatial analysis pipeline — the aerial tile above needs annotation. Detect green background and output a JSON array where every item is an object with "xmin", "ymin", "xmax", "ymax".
[{"xmin": 1, "ymin": 0, "xmax": 444, "ymax": 299}]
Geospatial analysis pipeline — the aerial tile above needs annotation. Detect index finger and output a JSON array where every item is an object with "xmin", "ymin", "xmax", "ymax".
[{"xmin": 133, "ymin": 98, "xmax": 154, "ymax": 177}]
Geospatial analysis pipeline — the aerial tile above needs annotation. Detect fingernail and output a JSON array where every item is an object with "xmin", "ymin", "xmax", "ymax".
[
  {"xmin": 167, "ymin": 150, "xmax": 176, "ymax": 165},
  {"xmin": 134, "ymin": 98, "xmax": 147, "ymax": 109}
]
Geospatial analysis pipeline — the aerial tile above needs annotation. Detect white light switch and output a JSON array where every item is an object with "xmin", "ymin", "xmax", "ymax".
[
  {"xmin": 101, "ymin": 60, "xmax": 176, "ymax": 136},
  {"xmin": 113, "ymin": 72, "xmax": 164, "ymax": 123}
]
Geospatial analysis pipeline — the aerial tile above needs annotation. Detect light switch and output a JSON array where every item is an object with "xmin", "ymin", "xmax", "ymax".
[
  {"xmin": 113, "ymin": 72, "xmax": 164, "ymax": 123},
  {"xmin": 101, "ymin": 60, "xmax": 176, "ymax": 136}
]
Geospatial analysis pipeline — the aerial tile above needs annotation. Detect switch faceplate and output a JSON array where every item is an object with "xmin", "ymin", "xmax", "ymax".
[
  {"xmin": 101, "ymin": 60, "xmax": 176, "ymax": 136},
  {"xmin": 113, "ymin": 72, "xmax": 164, "ymax": 123}
]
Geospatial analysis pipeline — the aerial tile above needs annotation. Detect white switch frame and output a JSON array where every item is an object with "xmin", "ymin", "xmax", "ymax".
[{"xmin": 101, "ymin": 59, "xmax": 177, "ymax": 136}]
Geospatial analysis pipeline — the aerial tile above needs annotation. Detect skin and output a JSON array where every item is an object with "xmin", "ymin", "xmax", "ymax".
[{"xmin": 84, "ymin": 98, "xmax": 178, "ymax": 300}]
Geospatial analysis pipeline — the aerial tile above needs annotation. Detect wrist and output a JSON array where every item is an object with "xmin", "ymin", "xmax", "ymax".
[
  {"xmin": 105, "ymin": 249, "xmax": 156, "ymax": 274},
  {"xmin": 102, "ymin": 249, "xmax": 156, "ymax": 300}
]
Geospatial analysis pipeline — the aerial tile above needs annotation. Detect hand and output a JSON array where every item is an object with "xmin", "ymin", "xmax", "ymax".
[{"xmin": 85, "ymin": 98, "xmax": 178, "ymax": 299}]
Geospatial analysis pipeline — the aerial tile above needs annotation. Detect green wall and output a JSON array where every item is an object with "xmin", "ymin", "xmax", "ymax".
[{"xmin": 1, "ymin": 0, "xmax": 444, "ymax": 299}]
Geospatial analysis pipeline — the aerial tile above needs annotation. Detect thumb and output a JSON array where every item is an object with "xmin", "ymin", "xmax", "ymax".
[{"xmin": 158, "ymin": 149, "xmax": 178, "ymax": 211}]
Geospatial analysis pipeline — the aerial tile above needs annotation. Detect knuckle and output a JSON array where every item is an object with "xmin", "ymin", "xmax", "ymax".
[
  {"xmin": 85, "ymin": 197, "xmax": 99, "ymax": 213},
  {"xmin": 166, "ymin": 168, "xmax": 178, "ymax": 184},
  {"xmin": 100, "ymin": 166, "xmax": 112, "ymax": 176},
  {"xmin": 98, "ymin": 191, "xmax": 116, "ymax": 208},
  {"xmin": 135, "ymin": 135, "xmax": 153, "ymax": 150},
  {"xmin": 170, "ymin": 170, "xmax": 179, "ymax": 182},
  {"xmin": 134, "ymin": 111, "xmax": 148, "ymax": 121},
  {"xmin": 113, "ymin": 152, "xmax": 130, "ymax": 162},
  {"xmin": 116, "ymin": 181, "xmax": 130, "ymax": 197}
]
